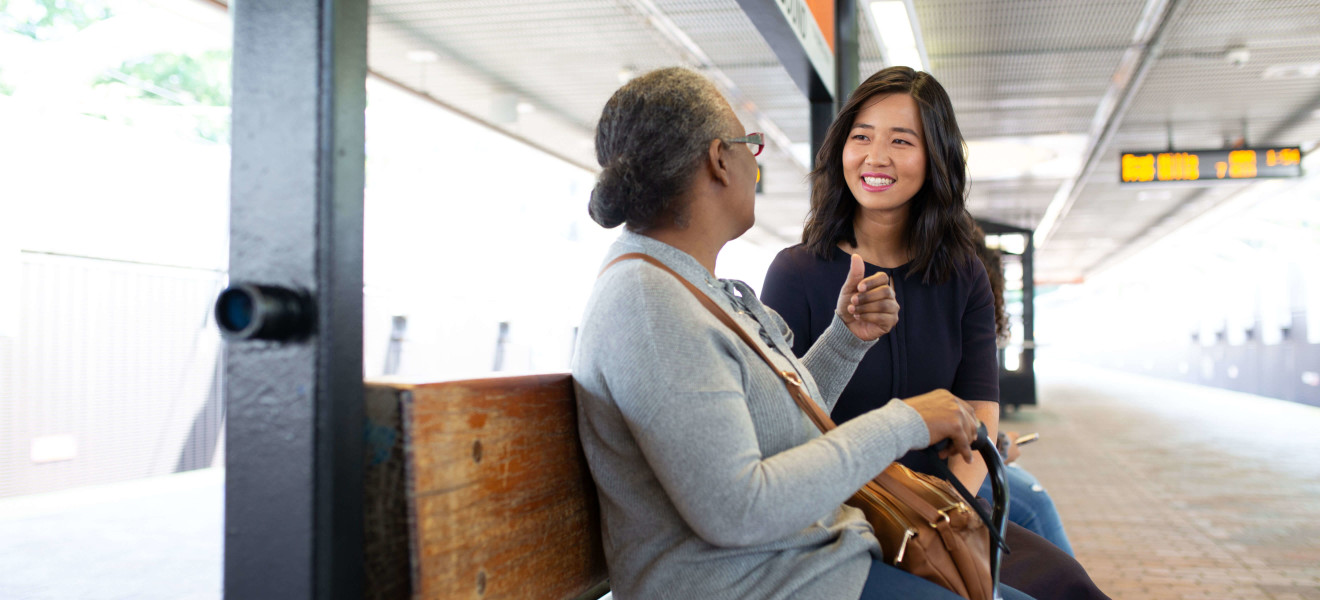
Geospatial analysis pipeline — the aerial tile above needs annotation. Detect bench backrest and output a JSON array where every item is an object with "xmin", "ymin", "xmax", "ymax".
[{"xmin": 365, "ymin": 374, "xmax": 609, "ymax": 600}]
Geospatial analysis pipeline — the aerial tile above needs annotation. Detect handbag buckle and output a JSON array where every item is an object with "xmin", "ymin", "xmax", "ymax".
[
  {"xmin": 781, "ymin": 371, "xmax": 803, "ymax": 388},
  {"xmin": 931, "ymin": 503, "xmax": 969, "ymax": 528}
]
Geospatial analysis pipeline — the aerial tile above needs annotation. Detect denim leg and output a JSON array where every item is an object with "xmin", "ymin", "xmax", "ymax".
[
  {"xmin": 978, "ymin": 464, "xmax": 1075, "ymax": 556},
  {"xmin": 857, "ymin": 560, "xmax": 966, "ymax": 600},
  {"xmin": 858, "ymin": 560, "xmax": 1041, "ymax": 600}
]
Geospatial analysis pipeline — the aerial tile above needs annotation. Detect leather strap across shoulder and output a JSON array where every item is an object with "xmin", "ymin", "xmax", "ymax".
[
  {"xmin": 602, "ymin": 252, "xmax": 1010, "ymax": 558},
  {"xmin": 601, "ymin": 252, "xmax": 841, "ymax": 433}
]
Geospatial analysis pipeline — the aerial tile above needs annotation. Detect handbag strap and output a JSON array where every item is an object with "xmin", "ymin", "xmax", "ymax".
[
  {"xmin": 603, "ymin": 252, "xmax": 1010, "ymax": 556},
  {"xmin": 601, "ymin": 253, "xmax": 838, "ymax": 432}
]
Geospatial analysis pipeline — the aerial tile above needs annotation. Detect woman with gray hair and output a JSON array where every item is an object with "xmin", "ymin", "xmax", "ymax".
[{"xmin": 572, "ymin": 67, "xmax": 1024, "ymax": 599}]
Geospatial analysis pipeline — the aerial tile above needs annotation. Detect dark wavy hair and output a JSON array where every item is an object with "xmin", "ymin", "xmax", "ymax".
[
  {"xmin": 801, "ymin": 66, "xmax": 975, "ymax": 285},
  {"xmin": 589, "ymin": 67, "xmax": 730, "ymax": 230}
]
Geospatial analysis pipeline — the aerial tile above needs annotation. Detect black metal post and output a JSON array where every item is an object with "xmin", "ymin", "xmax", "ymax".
[
  {"xmin": 1022, "ymin": 232, "xmax": 1036, "ymax": 392},
  {"xmin": 810, "ymin": 97, "xmax": 833, "ymax": 171},
  {"xmin": 835, "ymin": 0, "xmax": 859, "ymax": 111},
  {"xmin": 733, "ymin": 0, "xmax": 835, "ymax": 102},
  {"xmin": 226, "ymin": 0, "xmax": 367, "ymax": 598}
]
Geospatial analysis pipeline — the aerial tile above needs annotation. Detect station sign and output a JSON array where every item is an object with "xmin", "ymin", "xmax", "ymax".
[
  {"xmin": 1120, "ymin": 147, "xmax": 1302, "ymax": 183},
  {"xmin": 774, "ymin": 0, "xmax": 835, "ymax": 97}
]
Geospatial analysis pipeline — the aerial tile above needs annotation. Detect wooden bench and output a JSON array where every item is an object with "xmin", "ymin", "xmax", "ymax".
[{"xmin": 364, "ymin": 374, "xmax": 609, "ymax": 600}]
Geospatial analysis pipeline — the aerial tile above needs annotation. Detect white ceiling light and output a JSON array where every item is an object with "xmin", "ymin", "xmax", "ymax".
[
  {"xmin": 865, "ymin": 0, "xmax": 927, "ymax": 72},
  {"xmin": 1262, "ymin": 62, "xmax": 1320, "ymax": 79}
]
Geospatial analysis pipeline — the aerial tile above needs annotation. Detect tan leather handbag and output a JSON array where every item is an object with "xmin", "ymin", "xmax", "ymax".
[
  {"xmin": 790, "ymin": 381, "xmax": 995, "ymax": 600},
  {"xmin": 605, "ymin": 253, "xmax": 998, "ymax": 600}
]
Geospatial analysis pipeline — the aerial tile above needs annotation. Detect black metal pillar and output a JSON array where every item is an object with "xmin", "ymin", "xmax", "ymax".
[
  {"xmin": 226, "ymin": 0, "xmax": 367, "ymax": 598},
  {"xmin": 835, "ymin": 0, "xmax": 859, "ymax": 111},
  {"xmin": 1021, "ymin": 233, "xmax": 1036, "ymax": 388},
  {"xmin": 810, "ymin": 98, "xmax": 833, "ymax": 171}
]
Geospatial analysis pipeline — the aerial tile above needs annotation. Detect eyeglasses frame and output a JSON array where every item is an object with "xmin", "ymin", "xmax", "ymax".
[{"xmin": 725, "ymin": 132, "xmax": 765, "ymax": 157}]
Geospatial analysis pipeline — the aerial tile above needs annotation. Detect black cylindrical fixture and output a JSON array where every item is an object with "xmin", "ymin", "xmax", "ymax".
[{"xmin": 215, "ymin": 283, "xmax": 316, "ymax": 341}]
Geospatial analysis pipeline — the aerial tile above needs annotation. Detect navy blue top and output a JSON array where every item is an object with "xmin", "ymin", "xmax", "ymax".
[{"xmin": 761, "ymin": 244, "xmax": 1000, "ymax": 474}]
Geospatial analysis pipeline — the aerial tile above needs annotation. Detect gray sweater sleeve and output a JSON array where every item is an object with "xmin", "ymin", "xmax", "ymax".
[
  {"xmin": 799, "ymin": 312, "xmax": 875, "ymax": 412},
  {"xmin": 597, "ymin": 264, "xmax": 929, "ymax": 547}
]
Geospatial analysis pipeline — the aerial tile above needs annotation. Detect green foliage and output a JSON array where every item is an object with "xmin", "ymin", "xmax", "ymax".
[
  {"xmin": 97, "ymin": 50, "xmax": 232, "ymax": 107},
  {"xmin": 94, "ymin": 50, "xmax": 233, "ymax": 143},
  {"xmin": 0, "ymin": 68, "xmax": 14, "ymax": 95},
  {"xmin": 0, "ymin": 0, "xmax": 114, "ymax": 41}
]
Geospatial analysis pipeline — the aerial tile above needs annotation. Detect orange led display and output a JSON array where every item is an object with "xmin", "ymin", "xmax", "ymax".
[
  {"xmin": 1122, "ymin": 153, "xmax": 1155, "ymax": 182},
  {"xmin": 1120, "ymin": 146, "xmax": 1303, "ymax": 183}
]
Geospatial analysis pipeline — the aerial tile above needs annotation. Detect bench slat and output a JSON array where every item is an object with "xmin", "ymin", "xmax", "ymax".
[{"xmin": 365, "ymin": 375, "xmax": 609, "ymax": 600}]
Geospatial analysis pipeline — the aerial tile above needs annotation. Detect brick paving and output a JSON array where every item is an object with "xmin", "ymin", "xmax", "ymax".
[{"xmin": 1005, "ymin": 360, "xmax": 1320, "ymax": 600}]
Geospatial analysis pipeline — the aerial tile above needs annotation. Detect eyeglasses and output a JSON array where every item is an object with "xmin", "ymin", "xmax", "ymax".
[{"xmin": 725, "ymin": 132, "xmax": 764, "ymax": 157}]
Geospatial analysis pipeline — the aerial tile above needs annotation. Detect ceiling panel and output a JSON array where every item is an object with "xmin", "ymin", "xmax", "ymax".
[
  {"xmin": 1059, "ymin": 0, "xmax": 1320, "ymax": 280},
  {"xmin": 361, "ymin": 0, "xmax": 1320, "ymax": 284},
  {"xmin": 915, "ymin": 0, "xmax": 1149, "ymax": 55}
]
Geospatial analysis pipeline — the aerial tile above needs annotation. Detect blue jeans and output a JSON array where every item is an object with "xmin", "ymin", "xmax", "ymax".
[
  {"xmin": 858, "ymin": 559, "xmax": 1036, "ymax": 600},
  {"xmin": 977, "ymin": 464, "xmax": 1075, "ymax": 556}
]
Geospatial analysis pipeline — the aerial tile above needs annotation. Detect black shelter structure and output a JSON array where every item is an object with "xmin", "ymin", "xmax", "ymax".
[{"xmin": 977, "ymin": 219, "xmax": 1038, "ymax": 410}]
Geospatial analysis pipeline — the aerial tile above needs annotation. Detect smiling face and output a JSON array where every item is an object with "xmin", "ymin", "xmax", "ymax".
[{"xmin": 841, "ymin": 93, "xmax": 927, "ymax": 216}]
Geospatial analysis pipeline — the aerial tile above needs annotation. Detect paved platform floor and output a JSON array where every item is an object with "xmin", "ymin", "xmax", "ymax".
[
  {"xmin": 0, "ymin": 467, "xmax": 222, "ymax": 600},
  {"xmin": 1010, "ymin": 360, "xmax": 1320, "ymax": 600},
  {"xmin": 1, "ymin": 360, "xmax": 1317, "ymax": 599}
]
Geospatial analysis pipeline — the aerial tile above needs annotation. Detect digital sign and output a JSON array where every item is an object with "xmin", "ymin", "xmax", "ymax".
[{"xmin": 1120, "ymin": 147, "xmax": 1302, "ymax": 183}]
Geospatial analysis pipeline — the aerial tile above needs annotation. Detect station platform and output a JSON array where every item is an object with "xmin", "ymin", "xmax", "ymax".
[
  {"xmin": 1, "ymin": 361, "xmax": 1317, "ymax": 599},
  {"xmin": 1010, "ymin": 360, "xmax": 1320, "ymax": 600}
]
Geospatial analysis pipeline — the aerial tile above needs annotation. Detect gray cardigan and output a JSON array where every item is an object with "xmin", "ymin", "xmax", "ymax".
[{"xmin": 572, "ymin": 231, "xmax": 929, "ymax": 600}]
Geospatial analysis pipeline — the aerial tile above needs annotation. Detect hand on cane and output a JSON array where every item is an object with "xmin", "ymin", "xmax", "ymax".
[
  {"xmin": 903, "ymin": 389, "xmax": 979, "ymax": 465},
  {"xmin": 835, "ymin": 254, "xmax": 899, "ymax": 342}
]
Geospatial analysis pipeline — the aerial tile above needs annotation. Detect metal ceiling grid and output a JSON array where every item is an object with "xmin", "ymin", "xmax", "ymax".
[
  {"xmin": 1085, "ymin": 0, "xmax": 1320, "ymax": 165},
  {"xmin": 909, "ymin": 0, "xmax": 1144, "ymax": 140},
  {"xmin": 966, "ymin": 179, "xmax": 1060, "ymax": 229},
  {"xmin": 366, "ymin": 0, "xmax": 705, "ymax": 174},
  {"xmin": 1056, "ymin": 0, "xmax": 1320, "ymax": 279},
  {"xmin": 1121, "ymin": 50, "xmax": 1320, "ymax": 144},
  {"xmin": 859, "ymin": 7, "xmax": 1112, "ymax": 144},
  {"xmin": 1103, "ymin": 0, "xmax": 1320, "ymax": 166},
  {"xmin": 370, "ymin": 0, "xmax": 681, "ymax": 129},
  {"xmin": 935, "ymin": 51, "xmax": 1118, "ymax": 137},
  {"xmin": 652, "ymin": 0, "xmax": 814, "ymax": 142},
  {"xmin": 1066, "ymin": 181, "xmax": 1254, "ymax": 276},
  {"xmin": 657, "ymin": 2, "xmax": 773, "ymax": 60},
  {"xmin": 1160, "ymin": 0, "xmax": 1320, "ymax": 50},
  {"xmin": 913, "ymin": 0, "xmax": 1150, "ymax": 56},
  {"xmin": 1066, "ymin": 183, "xmax": 1193, "ymax": 225},
  {"xmin": 365, "ymin": 24, "xmax": 605, "ymax": 168}
]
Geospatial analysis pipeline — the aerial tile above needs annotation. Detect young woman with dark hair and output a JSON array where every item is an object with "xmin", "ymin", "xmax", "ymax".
[{"xmin": 761, "ymin": 66, "xmax": 1107, "ymax": 599}]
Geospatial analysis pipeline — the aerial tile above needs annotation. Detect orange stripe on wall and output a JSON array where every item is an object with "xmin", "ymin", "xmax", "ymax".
[{"xmin": 806, "ymin": 0, "xmax": 834, "ymax": 53}]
